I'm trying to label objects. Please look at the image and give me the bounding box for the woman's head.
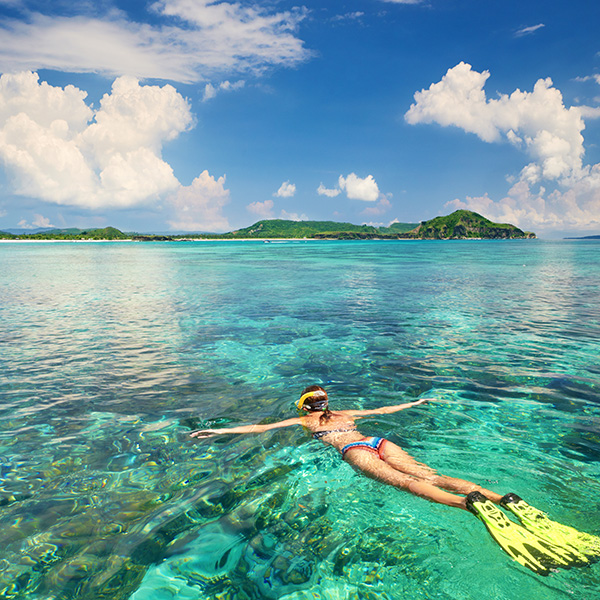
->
[297,385,328,412]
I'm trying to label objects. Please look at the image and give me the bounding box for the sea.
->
[1,239,599,600]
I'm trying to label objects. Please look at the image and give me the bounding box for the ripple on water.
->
[0,241,599,599]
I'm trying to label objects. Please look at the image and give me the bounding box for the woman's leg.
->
[380,440,503,503]
[343,448,468,509]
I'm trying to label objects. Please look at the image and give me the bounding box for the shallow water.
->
[0,239,599,599]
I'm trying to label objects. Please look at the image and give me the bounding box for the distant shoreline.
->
[0,237,539,244]
[0,238,336,243]
[0,211,537,241]
[0,238,136,243]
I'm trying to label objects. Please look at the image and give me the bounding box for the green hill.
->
[410,210,535,239]
[0,211,536,241]
[1,226,130,240]
[76,227,129,240]
[379,222,420,234]
[219,220,383,239]
[174,219,421,240]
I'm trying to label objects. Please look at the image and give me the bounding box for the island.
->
[0,210,536,241]
[404,210,536,240]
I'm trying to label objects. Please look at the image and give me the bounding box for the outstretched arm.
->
[190,417,302,438]
[345,397,432,418]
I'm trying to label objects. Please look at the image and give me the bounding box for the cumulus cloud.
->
[280,209,308,221]
[362,196,392,216]
[405,62,588,183]
[317,174,382,201]
[317,183,341,197]
[514,24,545,37]
[247,199,274,218]
[32,214,54,228]
[0,71,193,209]
[407,62,600,231]
[16,214,55,229]
[446,171,600,232]
[338,173,380,202]
[17,214,54,229]
[274,181,296,198]
[202,80,245,102]
[0,1,309,83]
[167,171,230,232]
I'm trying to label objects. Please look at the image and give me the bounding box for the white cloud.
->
[247,199,274,218]
[332,12,365,22]
[202,80,245,102]
[361,196,392,216]
[317,183,341,197]
[574,75,600,84]
[380,0,424,4]
[0,2,309,83]
[274,181,296,198]
[32,214,54,228]
[0,71,192,209]
[408,62,600,231]
[203,83,218,102]
[167,170,230,232]
[338,173,380,202]
[405,62,590,183]
[16,214,54,228]
[446,170,600,232]
[514,24,545,37]
[280,210,308,221]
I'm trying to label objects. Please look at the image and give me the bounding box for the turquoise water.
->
[1,239,599,600]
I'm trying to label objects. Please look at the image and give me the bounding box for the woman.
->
[190,385,600,575]
[191,385,499,509]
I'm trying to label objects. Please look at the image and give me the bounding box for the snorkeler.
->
[190,385,600,575]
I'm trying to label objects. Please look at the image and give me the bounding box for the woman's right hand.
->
[411,398,431,406]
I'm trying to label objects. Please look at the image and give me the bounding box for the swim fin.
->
[501,493,600,561]
[466,491,586,575]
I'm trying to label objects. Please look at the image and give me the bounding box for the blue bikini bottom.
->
[341,436,387,459]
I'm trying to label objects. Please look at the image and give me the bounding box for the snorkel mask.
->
[296,389,328,411]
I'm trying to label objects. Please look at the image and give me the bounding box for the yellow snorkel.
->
[296,389,327,411]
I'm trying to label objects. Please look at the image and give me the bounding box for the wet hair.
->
[300,385,333,424]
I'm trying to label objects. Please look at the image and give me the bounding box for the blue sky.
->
[0,0,599,237]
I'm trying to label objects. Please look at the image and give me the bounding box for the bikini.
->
[312,428,356,440]
[340,437,387,459]
[312,428,388,460]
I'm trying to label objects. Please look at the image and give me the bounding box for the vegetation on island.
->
[408,210,536,240]
[183,219,418,239]
[0,226,129,240]
[0,210,536,241]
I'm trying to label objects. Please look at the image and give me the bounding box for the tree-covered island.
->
[0,210,536,241]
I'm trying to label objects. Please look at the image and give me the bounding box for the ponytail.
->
[319,407,333,424]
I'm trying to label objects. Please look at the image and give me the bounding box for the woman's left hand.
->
[190,429,218,438]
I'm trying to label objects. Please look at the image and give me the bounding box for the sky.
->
[0,0,599,237]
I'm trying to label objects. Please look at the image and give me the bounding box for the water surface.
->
[1,240,599,599]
